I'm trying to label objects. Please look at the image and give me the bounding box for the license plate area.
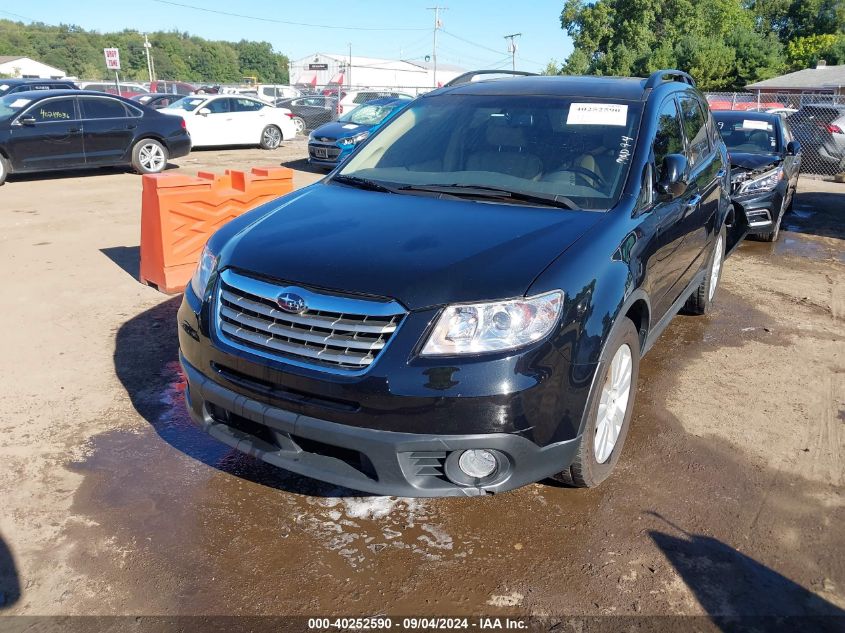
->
[314,147,328,158]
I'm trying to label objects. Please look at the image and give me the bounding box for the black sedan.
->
[131,93,184,109]
[0,89,191,185]
[714,111,801,242]
[274,95,337,134]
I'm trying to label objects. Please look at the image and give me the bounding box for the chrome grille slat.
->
[219,306,386,351]
[221,321,375,366]
[215,270,406,371]
[221,289,399,334]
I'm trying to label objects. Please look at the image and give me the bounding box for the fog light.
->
[458,449,497,479]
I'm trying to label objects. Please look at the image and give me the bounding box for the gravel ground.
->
[0,141,842,622]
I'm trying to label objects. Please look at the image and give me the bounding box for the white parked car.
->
[256,84,301,104]
[160,95,296,149]
[336,89,413,116]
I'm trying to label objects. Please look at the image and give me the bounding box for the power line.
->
[440,29,504,56]
[0,9,37,21]
[151,0,428,31]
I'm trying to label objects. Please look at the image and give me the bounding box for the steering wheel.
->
[550,166,607,188]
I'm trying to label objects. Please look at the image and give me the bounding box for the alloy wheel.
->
[263,126,282,148]
[139,143,165,173]
[594,344,633,464]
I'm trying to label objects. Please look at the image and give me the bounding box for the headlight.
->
[737,166,783,194]
[190,244,218,297]
[339,131,369,147]
[421,291,563,356]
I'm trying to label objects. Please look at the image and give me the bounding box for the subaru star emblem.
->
[277,292,307,314]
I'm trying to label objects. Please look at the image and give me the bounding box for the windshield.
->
[336,95,642,210]
[0,94,34,120]
[339,103,397,125]
[165,97,206,112]
[715,117,780,153]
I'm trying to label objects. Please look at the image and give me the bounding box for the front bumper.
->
[730,187,784,236]
[180,353,581,496]
[177,281,593,496]
[307,141,351,167]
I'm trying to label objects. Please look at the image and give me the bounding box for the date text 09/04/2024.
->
[307,617,527,630]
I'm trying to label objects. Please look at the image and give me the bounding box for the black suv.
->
[0,78,78,96]
[178,70,741,497]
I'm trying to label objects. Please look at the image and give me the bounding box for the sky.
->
[0,1,573,73]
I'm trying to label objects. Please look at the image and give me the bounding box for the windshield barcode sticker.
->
[567,103,628,126]
[742,119,771,131]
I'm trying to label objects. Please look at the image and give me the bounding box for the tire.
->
[0,154,8,186]
[292,117,306,135]
[131,139,168,174]
[260,125,282,149]
[755,195,787,243]
[684,223,726,315]
[553,317,640,488]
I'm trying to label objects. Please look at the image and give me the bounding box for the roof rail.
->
[644,69,696,89]
[443,69,538,88]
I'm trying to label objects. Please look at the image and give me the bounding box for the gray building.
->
[746,62,845,95]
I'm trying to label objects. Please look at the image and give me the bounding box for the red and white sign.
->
[103,48,121,71]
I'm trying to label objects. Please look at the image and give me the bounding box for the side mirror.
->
[657,154,689,198]
[786,140,800,156]
[197,107,211,116]
[18,115,37,126]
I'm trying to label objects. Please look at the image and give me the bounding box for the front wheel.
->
[292,117,306,135]
[554,317,640,488]
[756,194,787,243]
[260,125,282,149]
[684,224,726,315]
[131,139,168,174]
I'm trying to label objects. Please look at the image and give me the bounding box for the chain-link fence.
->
[705,91,845,177]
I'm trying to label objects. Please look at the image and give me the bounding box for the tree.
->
[559,0,786,89]
[542,59,562,75]
[0,18,290,83]
[786,33,845,68]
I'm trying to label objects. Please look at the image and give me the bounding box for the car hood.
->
[729,151,781,173]
[311,121,374,141]
[219,183,604,310]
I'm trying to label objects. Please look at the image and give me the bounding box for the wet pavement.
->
[63,284,843,617]
[1,163,842,622]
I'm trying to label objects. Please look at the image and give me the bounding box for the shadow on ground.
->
[649,512,845,632]
[280,157,328,174]
[785,189,845,241]
[0,534,20,609]
[112,296,364,498]
[100,246,140,280]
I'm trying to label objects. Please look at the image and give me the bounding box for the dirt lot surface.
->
[0,141,842,623]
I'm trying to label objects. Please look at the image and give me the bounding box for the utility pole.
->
[348,42,352,90]
[504,33,521,71]
[427,6,446,87]
[143,33,154,83]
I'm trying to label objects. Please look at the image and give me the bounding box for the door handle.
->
[68,127,80,134]
[126,123,137,130]
[684,194,702,216]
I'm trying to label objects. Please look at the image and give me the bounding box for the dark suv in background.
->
[0,78,78,95]
[179,70,740,497]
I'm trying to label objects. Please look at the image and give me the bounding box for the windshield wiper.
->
[332,174,397,194]
[398,183,576,210]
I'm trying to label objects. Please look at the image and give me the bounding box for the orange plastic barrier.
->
[140,166,294,294]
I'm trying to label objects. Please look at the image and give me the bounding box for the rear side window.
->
[30,98,77,122]
[206,99,231,114]
[81,98,127,119]
[680,97,711,167]
[653,98,685,168]
[233,98,263,112]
